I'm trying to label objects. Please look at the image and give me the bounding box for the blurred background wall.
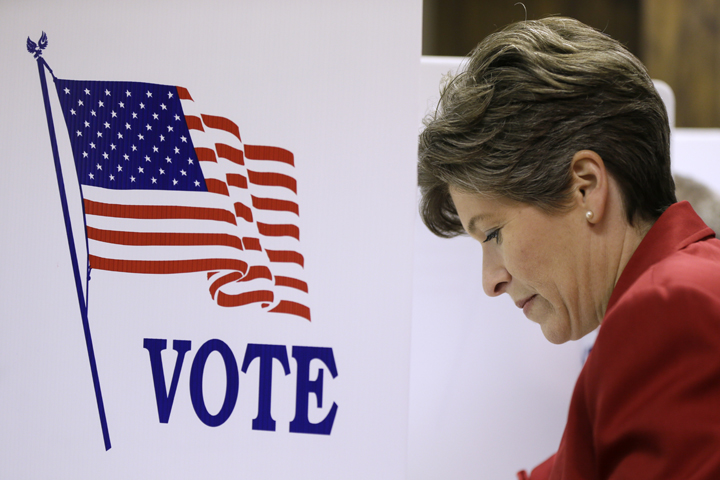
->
[423,0,720,128]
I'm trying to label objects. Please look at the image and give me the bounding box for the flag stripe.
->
[87,227,244,250]
[89,255,248,274]
[186,115,205,132]
[84,199,238,225]
[227,173,248,189]
[251,196,299,215]
[234,202,253,222]
[245,145,295,166]
[275,276,308,292]
[202,114,241,142]
[205,179,229,196]
[209,271,243,299]
[217,290,274,307]
[176,86,193,100]
[257,222,300,240]
[266,249,304,266]
[216,143,244,165]
[248,170,297,193]
[195,147,217,162]
[269,300,311,321]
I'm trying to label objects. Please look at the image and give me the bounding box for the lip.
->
[516,294,537,315]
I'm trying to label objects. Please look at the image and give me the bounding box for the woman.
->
[418,17,720,480]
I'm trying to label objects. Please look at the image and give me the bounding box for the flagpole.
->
[32,42,112,451]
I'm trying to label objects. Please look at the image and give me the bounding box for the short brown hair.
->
[418,17,676,237]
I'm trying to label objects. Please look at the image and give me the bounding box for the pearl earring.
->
[586,211,594,221]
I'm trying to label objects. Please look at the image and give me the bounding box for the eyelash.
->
[483,229,500,244]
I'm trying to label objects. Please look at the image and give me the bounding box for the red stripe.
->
[216,143,244,165]
[257,222,299,240]
[269,300,311,321]
[87,227,244,250]
[239,265,273,282]
[195,147,217,162]
[84,199,237,225]
[209,271,243,299]
[243,237,262,251]
[234,202,253,223]
[186,115,204,132]
[265,250,304,266]
[217,290,274,308]
[89,255,248,275]
[251,196,299,215]
[227,174,248,189]
[244,145,294,166]
[206,179,229,196]
[274,276,308,292]
[201,114,241,142]
[176,86,193,101]
[248,170,297,193]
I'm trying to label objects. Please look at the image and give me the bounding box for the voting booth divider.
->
[1,4,719,478]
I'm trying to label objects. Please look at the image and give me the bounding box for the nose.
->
[482,247,511,297]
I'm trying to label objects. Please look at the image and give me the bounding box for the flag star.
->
[168,91,173,98]
[187,158,193,164]
[118,132,124,139]
[159,135,165,142]
[147,91,152,98]
[174,114,180,121]
[84,88,91,95]
[78,99,84,106]
[130,176,136,182]
[96,163,102,170]
[98,100,104,108]
[97,131,103,138]
[110,143,116,150]
[152,113,159,120]
[167,125,173,132]
[104,122,110,129]
[111,110,117,118]
[119,101,125,108]
[173,178,178,185]
[109,174,115,181]
[76,130,82,137]
[117,165,123,172]
[105,89,111,96]
[165,156,171,163]
[84,121,90,128]
[194,180,200,187]
[64,88,70,94]
[132,112,138,119]
[90,142,96,149]
[160,103,167,110]
[159,168,165,174]
[146,124,152,131]
[138,134,144,140]
[102,152,109,159]
[70,109,76,115]
[89,173,94,179]
[180,135,187,142]
[180,169,187,176]
[144,155,151,162]
[125,123,131,130]
[173,147,179,154]
[82,151,88,158]
[126,90,131,97]
[152,146,159,153]
[123,154,129,161]
[151,177,157,184]
[138,167,144,173]
[91,110,96,116]
[140,102,145,109]
[131,145,137,151]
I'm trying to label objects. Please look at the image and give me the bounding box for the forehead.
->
[448,186,513,233]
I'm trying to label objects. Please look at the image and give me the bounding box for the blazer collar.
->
[606,201,715,314]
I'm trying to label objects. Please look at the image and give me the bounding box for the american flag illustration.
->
[54,79,310,321]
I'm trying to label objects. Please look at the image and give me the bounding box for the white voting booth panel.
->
[0,1,421,478]
[409,56,720,479]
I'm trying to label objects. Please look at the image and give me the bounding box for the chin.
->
[540,322,572,345]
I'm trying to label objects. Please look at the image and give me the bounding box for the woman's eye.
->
[483,229,500,244]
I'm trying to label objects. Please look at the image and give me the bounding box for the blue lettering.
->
[189,339,239,427]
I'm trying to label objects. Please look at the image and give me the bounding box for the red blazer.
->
[520,201,720,480]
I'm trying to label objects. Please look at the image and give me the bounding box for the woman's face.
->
[449,187,600,344]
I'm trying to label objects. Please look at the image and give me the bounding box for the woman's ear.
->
[570,150,608,224]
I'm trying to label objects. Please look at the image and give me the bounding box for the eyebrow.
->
[467,214,491,235]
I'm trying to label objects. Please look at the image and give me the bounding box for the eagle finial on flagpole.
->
[27,31,48,59]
